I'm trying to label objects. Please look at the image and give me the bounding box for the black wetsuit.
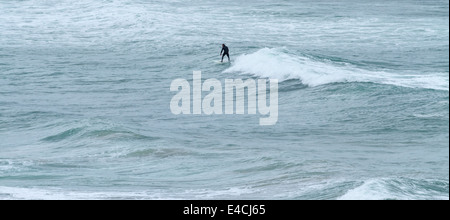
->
[221,46,230,62]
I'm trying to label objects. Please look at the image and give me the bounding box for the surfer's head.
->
[222,44,225,47]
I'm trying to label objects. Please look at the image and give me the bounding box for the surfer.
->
[220,44,230,63]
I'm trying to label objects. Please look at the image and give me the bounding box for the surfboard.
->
[214,61,231,64]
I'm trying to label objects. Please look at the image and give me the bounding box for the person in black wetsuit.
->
[220,44,230,63]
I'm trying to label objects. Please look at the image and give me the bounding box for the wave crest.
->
[224,48,449,91]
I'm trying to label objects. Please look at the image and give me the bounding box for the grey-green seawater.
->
[0,0,448,199]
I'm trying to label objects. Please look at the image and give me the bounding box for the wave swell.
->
[224,48,449,91]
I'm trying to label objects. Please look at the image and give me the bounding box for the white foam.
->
[0,186,257,200]
[413,113,447,118]
[224,48,449,91]
[338,178,449,200]
[0,186,183,200]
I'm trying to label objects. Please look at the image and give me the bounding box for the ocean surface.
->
[0,0,448,200]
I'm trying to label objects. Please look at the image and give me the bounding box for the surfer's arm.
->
[220,48,224,55]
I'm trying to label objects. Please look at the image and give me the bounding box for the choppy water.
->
[0,0,448,200]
